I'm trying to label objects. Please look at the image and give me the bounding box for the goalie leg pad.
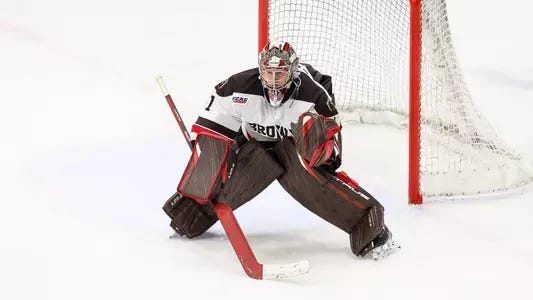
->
[217,140,284,209]
[273,139,383,233]
[162,192,218,238]
[165,140,283,238]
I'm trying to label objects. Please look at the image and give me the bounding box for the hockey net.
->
[260,0,533,203]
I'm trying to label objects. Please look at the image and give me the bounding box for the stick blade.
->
[262,260,310,279]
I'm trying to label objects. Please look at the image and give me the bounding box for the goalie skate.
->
[367,238,401,260]
[361,227,401,260]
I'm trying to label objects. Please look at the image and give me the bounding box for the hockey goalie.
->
[163,41,400,260]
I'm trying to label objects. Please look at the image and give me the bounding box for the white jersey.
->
[192,64,338,142]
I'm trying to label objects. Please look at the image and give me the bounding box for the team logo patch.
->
[232,96,248,104]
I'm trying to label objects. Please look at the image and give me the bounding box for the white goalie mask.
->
[258,41,300,107]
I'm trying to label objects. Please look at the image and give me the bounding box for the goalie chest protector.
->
[194,64,338,142]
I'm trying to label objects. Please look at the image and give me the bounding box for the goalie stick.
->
[156,75,310,280]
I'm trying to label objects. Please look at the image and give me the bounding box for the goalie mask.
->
[258,41,300,107]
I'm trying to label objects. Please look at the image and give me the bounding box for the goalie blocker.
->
[164,114,393,257]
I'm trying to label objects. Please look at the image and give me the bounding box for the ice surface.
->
[1,1,532,299]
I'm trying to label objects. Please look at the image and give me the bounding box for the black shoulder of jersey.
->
[214,68,263,97]
[296,64,338,117]
[301,64,332,94]
[301,63,321,80]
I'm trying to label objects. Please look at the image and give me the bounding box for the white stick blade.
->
[262,260,310,279]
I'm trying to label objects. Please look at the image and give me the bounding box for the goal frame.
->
[258,0,424,204]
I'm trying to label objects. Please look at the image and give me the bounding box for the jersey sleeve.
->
[192,78,242,140]
[300,64,339,117]
[313,78,338,118]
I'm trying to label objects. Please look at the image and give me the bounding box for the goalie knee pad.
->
[162,192,218,238]
[178,132,235,204]
[180,137,283,209]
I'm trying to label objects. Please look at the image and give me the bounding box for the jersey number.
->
[205,95,215,111]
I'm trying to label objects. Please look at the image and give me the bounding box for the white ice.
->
[1,1,533,299]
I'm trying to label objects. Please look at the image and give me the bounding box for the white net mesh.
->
[267,0,533,198]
